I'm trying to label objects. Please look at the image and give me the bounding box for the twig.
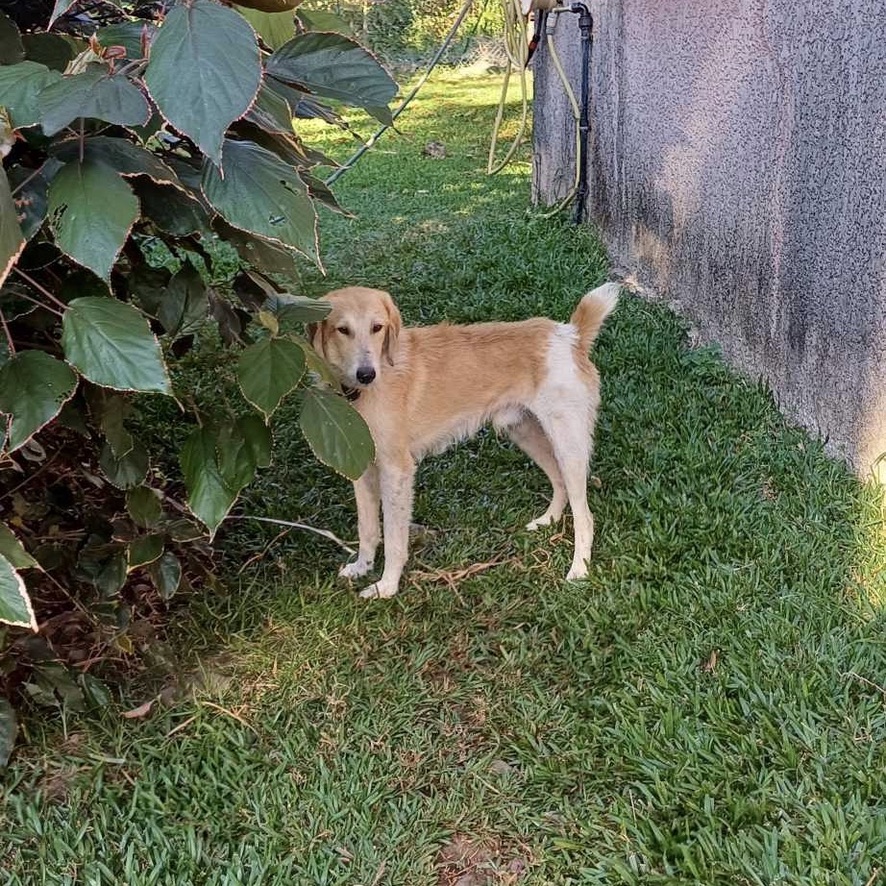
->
[228,515,355,555]
[11,268,68,315]
[165,715,197,738]
[842,671,886,698]
[237,527,290,575]
[0,308,14,355]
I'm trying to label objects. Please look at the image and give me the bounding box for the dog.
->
[308,283,619,599]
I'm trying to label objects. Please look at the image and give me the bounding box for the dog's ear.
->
[381,292,401,366]
[307,320,328,358]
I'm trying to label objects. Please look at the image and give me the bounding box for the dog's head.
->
[308,287,401,389]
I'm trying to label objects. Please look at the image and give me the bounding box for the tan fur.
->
[310,283,619,599]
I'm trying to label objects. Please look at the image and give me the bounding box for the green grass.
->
[3,72,886,885]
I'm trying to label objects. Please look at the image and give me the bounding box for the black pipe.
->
[570,3,593,225]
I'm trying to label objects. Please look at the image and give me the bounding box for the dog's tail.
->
[570,282,620,352]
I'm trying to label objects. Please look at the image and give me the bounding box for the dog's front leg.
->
[359,459,415,600]
[340,466,380,580]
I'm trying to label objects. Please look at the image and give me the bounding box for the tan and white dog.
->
[309,283,619,599]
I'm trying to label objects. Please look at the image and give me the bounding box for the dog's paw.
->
[358,582,398,600]
[526,512,559,531]
[565,564,590,582]
[339,559,373,580]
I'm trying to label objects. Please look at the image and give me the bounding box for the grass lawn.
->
[3,72,886,885]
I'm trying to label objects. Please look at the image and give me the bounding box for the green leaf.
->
[181,426,240,536]
[216,422,258,490]
[299,387,374,481]
[48,158,139,282]
[90,389,134,459]
[296,8,354,35]
[148,551,181,600]
[62,297,171,394]
[49,0,78,28]
[202,139,318,262]
[8,162,56,242]
[0,167,25,290]
[0,12,24,65]
[0,524,38,570]
[132,178,207,237]
[265,292,330,325]
[95,550,127,597]
[126,486,163,528]
[21,33,80,72]
[38,65,151,135]
[266,32,396,119]
[144,0,262,165]
[234,5,296,49]
[53,137,183,187]
[127,534,164,570]
[0,61,61,128]
[0,351,77,452]
[157,263,207,336]
[99,440,148,489]
[238,413,272,469]
[95,21,157,60]
[0,554,36,630]
[213,218,302,283]
[0,697,16,767]
[237,337,305,419]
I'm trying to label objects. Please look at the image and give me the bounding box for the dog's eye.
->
[336,325,351,336]
[371,322,383,334]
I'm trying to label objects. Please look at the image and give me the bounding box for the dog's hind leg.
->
[505,414,567,530]
[533,405,595,581]
[340,466,380,580]
[359,459,415,599]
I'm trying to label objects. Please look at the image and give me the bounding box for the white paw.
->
[358,582,398,600]
[566,564,589,582]
[526,513,559,531]
[339,559,373,580]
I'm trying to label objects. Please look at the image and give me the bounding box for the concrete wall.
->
[532,0,886,477]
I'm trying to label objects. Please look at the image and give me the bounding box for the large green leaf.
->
[53,137,182,187]
[95,21,157,60]
[202,139,318,261]
[264,292,330,325]
[237,413,272,469]
[0,554,36,630]
[299,387,374,481]
[0,12,24,65]
[48,158,139,282]
[148,551,181,600]
[127,533,164,570]
[0,61,61,128]
[0,351,77,452]
[7,163,56,242]
[61,297,171,394]
[266,32,396,121]
[0,696,16,767]
[126,486,163,528]
[157,263,207,336]
[0,168,24,289]
[38,65,151,135]
[237,337,305,419]
[99,439,148,489]
[0,524,38,570]
[48,0,78,28]
[181,426,239,536]
[144,0,262,165]
[132,178,207,237]
[234,6,296,49]
[21,33,79,72]
[215,219,302,283]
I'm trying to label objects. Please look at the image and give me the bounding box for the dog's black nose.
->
[356,366,376,385]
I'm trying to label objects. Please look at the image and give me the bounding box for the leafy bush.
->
[0,0,392,758]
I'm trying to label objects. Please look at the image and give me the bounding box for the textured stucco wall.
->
[532,0,886,477]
